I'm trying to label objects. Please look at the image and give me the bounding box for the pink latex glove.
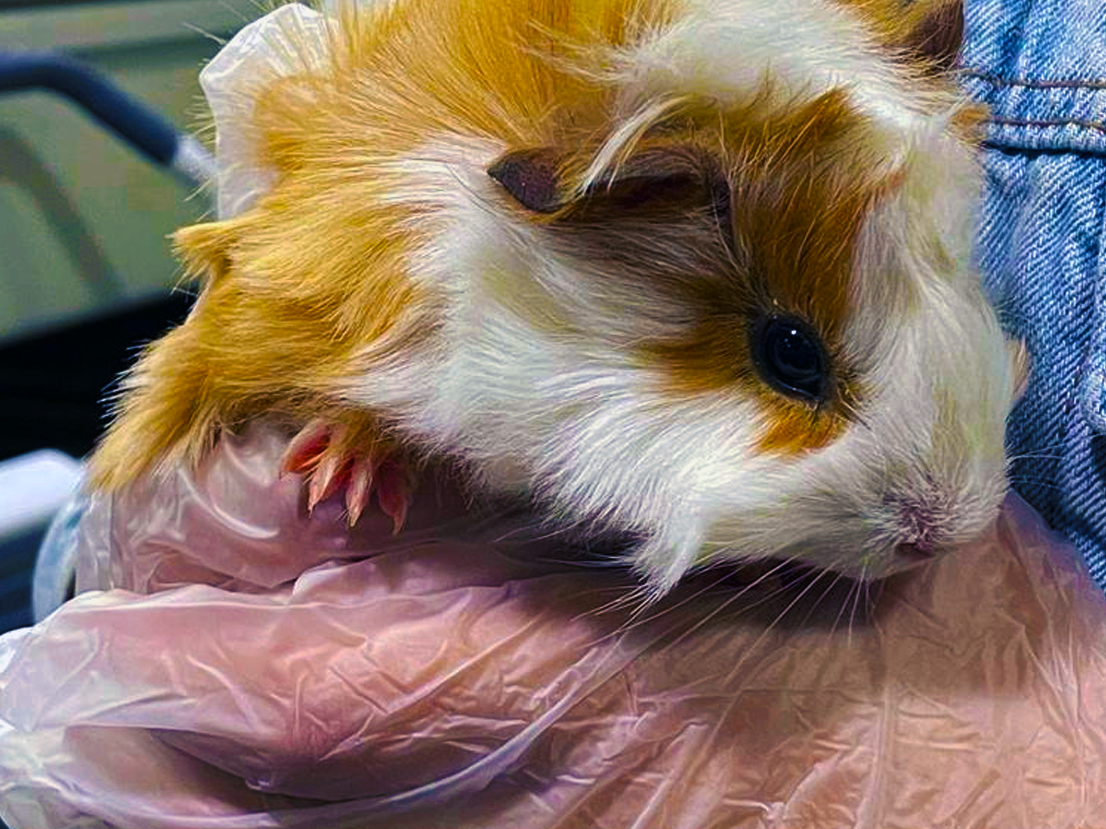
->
[2,423,1105,829]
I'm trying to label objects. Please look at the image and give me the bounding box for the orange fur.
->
[89,0,676,489]
[89,0,970,489]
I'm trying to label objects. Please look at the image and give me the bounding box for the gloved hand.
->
[2,424,1105,829]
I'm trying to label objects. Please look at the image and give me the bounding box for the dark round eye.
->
[751,316,829,401]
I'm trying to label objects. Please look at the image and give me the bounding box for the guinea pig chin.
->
[685,473,1009,586]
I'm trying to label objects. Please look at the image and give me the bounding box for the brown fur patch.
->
[950,101,989,144]
[513,92,883,457]
[832,0,966,77]
[899,0,965,72]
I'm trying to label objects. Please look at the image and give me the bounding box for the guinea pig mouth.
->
[858,488,1007,579]
[892,540,943,561]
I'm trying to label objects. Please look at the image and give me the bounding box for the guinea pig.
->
[88,0,1028,595]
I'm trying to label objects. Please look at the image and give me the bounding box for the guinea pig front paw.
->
[280,417,414,532]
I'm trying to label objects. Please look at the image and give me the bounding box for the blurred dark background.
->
[0,292,191,463]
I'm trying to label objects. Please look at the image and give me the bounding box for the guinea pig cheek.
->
[857,361,1012,576]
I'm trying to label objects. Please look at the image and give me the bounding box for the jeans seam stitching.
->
[988,116,1106,135]
[1065,175,1106,446]
[962,70,1106,91]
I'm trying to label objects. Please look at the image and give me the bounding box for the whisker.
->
[1005,477,1065,493]
[827,571,860,639]
[846,565,868,647]
[1005,451,1068,463]
[576,560,789,647]
[588,556,816,662]
[719,565,836,686]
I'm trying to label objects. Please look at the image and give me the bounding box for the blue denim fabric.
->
[962,0,1106,590]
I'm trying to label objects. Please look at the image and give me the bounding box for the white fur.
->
[221,0,1016,594]
[614,0,935,138]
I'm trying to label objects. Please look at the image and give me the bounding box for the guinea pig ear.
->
[900,0,965,72]
[489,142,728,219]
[487,148,567,214]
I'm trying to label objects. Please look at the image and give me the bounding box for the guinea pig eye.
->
[751,316,829,401]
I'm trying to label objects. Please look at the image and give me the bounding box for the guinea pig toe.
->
[280,418,335,477]
[373,457,415,535]
[280,419,353,512]
[344,456,374,527]
[338,451,415,531]
[308,447,351,513]
[281,417,413,530]
[340,451,415,531]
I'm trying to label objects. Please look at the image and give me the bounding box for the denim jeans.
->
[963,0,1106,590]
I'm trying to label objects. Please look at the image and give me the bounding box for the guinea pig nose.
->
[885,492,945,558]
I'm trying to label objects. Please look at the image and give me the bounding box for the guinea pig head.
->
[447,4,1026,593]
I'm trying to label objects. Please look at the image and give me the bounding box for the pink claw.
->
[281,418,413,531]
[307,450,349,512]
[344,457,374,527]
[280,419,333,477]
[375,459,411,535]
